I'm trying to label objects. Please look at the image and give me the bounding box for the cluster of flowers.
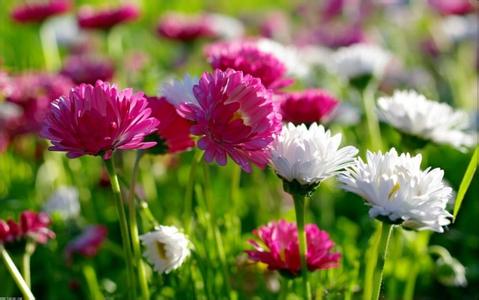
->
[0,211,55,245]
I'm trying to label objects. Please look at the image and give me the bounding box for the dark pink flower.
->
[156,13,215,42]
[65,225,107,261]
[428,0,475,15]
[77,4,139,30]
[40,80,159,159]
[205,40,292,89]
[0,211,55,244]
[146,96,194,154]
[163,69,282,172]
[320,0,345,21]
[10,0,71,23]
[246,220,340,276]
[61,55,115,85]
[308,25,365,48]
[280,89,339,125]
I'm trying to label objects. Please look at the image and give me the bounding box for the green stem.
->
[184,150,203,234]
[230,164,241,207]
[292,193,312,300]
[1,245,35,300]
[362,83,383,151]
[39,22,60,71]
[371,223,393,300]
[104,158,136,300]
[127,151,149,300]
[403,263,419,300]
[363,222,381,300]
[22,241,35,287]
[82,263,104,300]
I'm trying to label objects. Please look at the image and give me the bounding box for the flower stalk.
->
[371,223,394,300]
[22,240,36,287]
[82,263,104,300]
[1,245,35,300]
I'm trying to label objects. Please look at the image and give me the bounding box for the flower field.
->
[0,0,477,299]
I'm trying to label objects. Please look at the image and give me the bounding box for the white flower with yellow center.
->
[338,148,452,232]
[140,225,191,274]
[377,90,476,150]
[270,123,358,186]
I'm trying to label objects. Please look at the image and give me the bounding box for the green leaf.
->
[453,146,478,222]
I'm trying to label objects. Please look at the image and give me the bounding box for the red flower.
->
[77,4,139,30]
[11,0,71,23]
[246,220,340,276]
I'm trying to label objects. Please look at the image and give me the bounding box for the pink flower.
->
[163,69,282,172]
[10,0,71,23]
[0,70,13,98]
[77,4,139,30]
[307,25,365,49]
[156,13,215,42]
[279,89,339,125]
[61,55,115,85]
[246,220,340,276]
[41,80,159,159]
[65,225,107,261]
[0,211,55,244]
[147,96,194,154]
[205,40,293,90]
[428,0,475,15]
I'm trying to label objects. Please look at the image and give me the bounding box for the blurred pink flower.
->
[279,89,339,125]
[307,25,365,48]
[246,220,340,276]
[205,40,292,89]
[147,96,194,154]
[0,70,13,98]
[428,0,475,15]
[41,80,159,159]
[10,0,71,23]
[0,211,55,244]
[61,55,115,85]
[156,13,215,42]
[77,4,139,30]
[66,225,107,261]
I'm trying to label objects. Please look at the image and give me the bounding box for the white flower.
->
[255,38,311,78]
[338,148,453,232]
[329,43,391,80]
[0,102,22,121]
[140,225,191,274]
[206,13,244,40]
[44,15,85,47]
[270,123,358,185]
[160,75,199,107]
[441,15,477,43]
[43,186,80,219]
[377,90,476,150]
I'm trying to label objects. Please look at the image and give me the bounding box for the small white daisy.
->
[270,123,358,186]
[140,225,191,274]
[160,75,199,107]
[338,148,453,232]
[329,43,391,80]
[377,90,476,150]
[43,186,80,220]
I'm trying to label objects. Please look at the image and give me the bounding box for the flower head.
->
[270,123,358,186]
[246,220,340,276]
[279,89,339,125]
[140,225,191,274]
[0,211,55,244]
[41,80,159,159]
[146,96,194,154]
[11,0,71,23]
[43,186,80,220]
[65,225,107,261]
[339,148,453,232]
[162,69,282,172]
[428,0,474,16]
[77,4,139,30]
[156,13,215,41]
[377,90,476,150]
[61,55,115,85]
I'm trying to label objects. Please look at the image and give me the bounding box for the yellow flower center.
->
[155,241,168,259]
[388,183,401,200]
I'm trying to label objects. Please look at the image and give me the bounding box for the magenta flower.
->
[156,13,215,42]
[147,96,194,154]
[65,225,107,261]
[10,0,71,23]
[162,69,282,172]
[308,25,365,49]
[280,89,339,125]
[77,4,139,30]
[205,40,293,90]
[61,55,115,85]
[0,211,55,245]
[428,0,474,15]
[41,80,159,159]
[246,220,340,276]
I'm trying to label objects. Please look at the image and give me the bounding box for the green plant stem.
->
[22,241,35,287]
[292,193,312,300]
[184,150,203,234]
[362,83,383,151]
[363,222,381,300]
[230,164,241,207]
[39,22,60,71]
[403,263,419,300]
[1,245,35,300]
[127,151,149,300]
[104,158,136,300]
[82,263,104,300]
[371,223,393,300]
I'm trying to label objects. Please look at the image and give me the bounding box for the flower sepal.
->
[282,178,318,198]
[374,215,403,226]
[349,74,372,92]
